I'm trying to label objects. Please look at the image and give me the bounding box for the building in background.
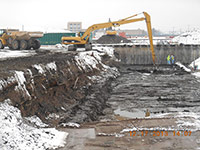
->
[118,29,147,38]
[67,22,82,33]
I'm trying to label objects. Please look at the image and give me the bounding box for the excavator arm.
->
[62,12,156,64]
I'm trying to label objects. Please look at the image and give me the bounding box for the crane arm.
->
[81,18,145,41]
[81,12,155,64]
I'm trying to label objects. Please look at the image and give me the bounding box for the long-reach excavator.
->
[62,12,156,64]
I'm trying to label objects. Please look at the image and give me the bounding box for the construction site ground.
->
[59,65,200,150]
[1,47,200,150]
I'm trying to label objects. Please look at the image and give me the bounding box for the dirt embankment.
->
[0,50,119,126]
[96,35,132,44]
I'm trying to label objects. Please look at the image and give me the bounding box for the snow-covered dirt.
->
[0,46,120,149]
[0,49,36,60]
[171,30,200,45]
[0,99,68,150]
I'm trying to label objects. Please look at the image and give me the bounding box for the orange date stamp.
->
[129,130,192,137]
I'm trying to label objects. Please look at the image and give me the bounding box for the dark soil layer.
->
[0,51,117,126]
[96,35,132,44]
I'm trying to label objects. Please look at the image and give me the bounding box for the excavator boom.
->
[62,12,156,64]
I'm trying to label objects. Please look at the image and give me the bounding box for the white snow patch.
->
[55,44,70,49]
[121,127,178,133]
[97,132,124,137]
[14,71,31,98]
[33,62,57,75]
[33,64,45,74]
[60,122,80,128]
[46,113,60,120]
[46,62,57,71]
[176,112,200,131]
[74,47,119,83]
[93,46,115,58]
[75,51,101,70]
[175,62,191,72]
[0,50,36,60]
[25,115,49,128]
[190,56,200,70]
[0,76,16,91]
[171,30,200,45]
[0,99,68,150]
[192,72,200,78]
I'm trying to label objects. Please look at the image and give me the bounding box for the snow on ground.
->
[24,115,49,128]
[189,57,200,71]
[192,72,200,78]
[74,47,120,83]
[60,122,80,128]
[14,71,31,98]
[97,132,124,138]
[93,45,115,58]
[33,61,57,75]
[121,112,200,133]
[0,62,57,99]
[0,47,119,149]
[171,30,200,45]
[175,62,191,72]
[0,99,68,150]
[176,112,200,131]
[175,54,200,78]
[0,50,36,60]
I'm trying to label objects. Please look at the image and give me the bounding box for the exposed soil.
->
[1,48,200,150]
[0,49,118,126]
[58,64,200,150]
[96,35,132,44]
[108,65,200,117]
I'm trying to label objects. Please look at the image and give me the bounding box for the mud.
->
[108,64,200,118]
[58,64,200,150]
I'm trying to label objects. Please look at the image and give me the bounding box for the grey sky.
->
[1,0,200,32]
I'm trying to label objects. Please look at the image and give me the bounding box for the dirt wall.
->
[0,51,119,126]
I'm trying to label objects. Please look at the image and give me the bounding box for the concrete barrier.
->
[115,45,200,65]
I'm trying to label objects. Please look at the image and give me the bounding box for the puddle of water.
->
[114,108,174,119]
[114,108,145,118]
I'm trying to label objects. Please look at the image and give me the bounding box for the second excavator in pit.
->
[61,12,156,64]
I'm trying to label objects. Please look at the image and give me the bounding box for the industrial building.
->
[67,22,82,32]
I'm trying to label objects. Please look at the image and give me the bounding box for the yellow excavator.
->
[62,12,155,64]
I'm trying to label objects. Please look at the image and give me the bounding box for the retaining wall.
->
[115,45,200,65]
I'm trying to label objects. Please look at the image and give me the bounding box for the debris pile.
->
[96,35,132,44]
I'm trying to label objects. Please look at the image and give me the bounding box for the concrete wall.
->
[115,45,200,65]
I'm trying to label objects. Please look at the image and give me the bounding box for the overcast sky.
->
[1,0,199,33]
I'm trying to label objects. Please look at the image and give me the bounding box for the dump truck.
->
[0,29,43,50]
[61,12,155,64]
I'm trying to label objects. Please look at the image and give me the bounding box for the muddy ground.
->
[1,48,200,149]
[108,64,200,117]
[59,64,200,150]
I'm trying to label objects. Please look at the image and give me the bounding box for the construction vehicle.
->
[106,18,117,36]
[106,30,117,36]
[0,29,43,50]
[62,12,155,64]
